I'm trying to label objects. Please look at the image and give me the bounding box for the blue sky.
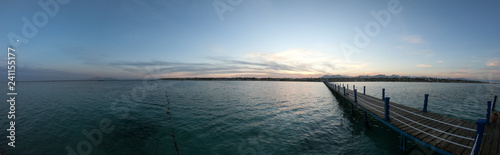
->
[1,0,499,81]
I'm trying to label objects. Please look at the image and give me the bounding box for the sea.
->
[0,80,498,154]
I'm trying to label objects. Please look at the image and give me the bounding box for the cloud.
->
[486,58,500,67]
[244,49,337,73]
[437,60,444,63]
[436,69,471,78]
[400,35,426,44]
[109,49,366,78]
[416,64,432,68]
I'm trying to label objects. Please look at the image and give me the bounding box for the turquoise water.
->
[0,81,497,154]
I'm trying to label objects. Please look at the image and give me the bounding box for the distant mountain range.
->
[320,74,484,83]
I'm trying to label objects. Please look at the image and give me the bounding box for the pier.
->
[323,81,499,155]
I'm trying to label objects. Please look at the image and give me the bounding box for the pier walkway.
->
[323,81,498,155]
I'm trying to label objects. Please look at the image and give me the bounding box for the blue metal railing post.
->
[487,101,491,125]
[363,86,366,95]
[423,94,429,112]
[343,87,346,96]
[473,119,487,155]
[354,89,357,103]
[384,97,390,122]
[382,88,385,100]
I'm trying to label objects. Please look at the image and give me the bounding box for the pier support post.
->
[363,86,366,95]
[423,94,429,112]
[382,88,385,100]
[347,84,349,90]
[343,87,346,96]
[351,102,354,113]
[493,95,497,111]
[353,85,355,90]
[384,97,390,122]
[354,89,357,103]
[487,101,491,125]
[364,110,368,126]
[473,119,487,155]
[400,133,406,153]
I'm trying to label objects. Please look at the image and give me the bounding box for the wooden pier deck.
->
[323,81,499,155]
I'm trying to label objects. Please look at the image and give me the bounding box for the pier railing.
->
[322,81,497,155]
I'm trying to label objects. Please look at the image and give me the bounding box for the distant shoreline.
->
[11,77,491,84]
[158,77,487,83]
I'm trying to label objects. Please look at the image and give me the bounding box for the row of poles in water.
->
[165,91,180,155]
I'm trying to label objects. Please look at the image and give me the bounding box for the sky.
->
[1,0,499,81]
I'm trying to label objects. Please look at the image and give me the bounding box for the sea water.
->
[0,81,497,154]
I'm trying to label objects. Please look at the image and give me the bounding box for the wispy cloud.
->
[109,49,367,78]
[486,58,500,67]
[437,60,444,63]
[416,64,432,68]
[436,69,471,78]
[400,35,426,44]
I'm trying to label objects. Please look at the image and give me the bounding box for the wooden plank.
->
[436,119,474,150]
[492,125,500,155]
[415,116,454,143]
[401,114,440,137]
[479,126,492,155]
[455,121,476,155]
[435,120,467,154]
[443,119,475,154]
[461,122,477,155]
[491,125,500,155]
[427,119,465,152]
[413,116,454,148]
[436,119,468,149]
[480,125,499,155]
